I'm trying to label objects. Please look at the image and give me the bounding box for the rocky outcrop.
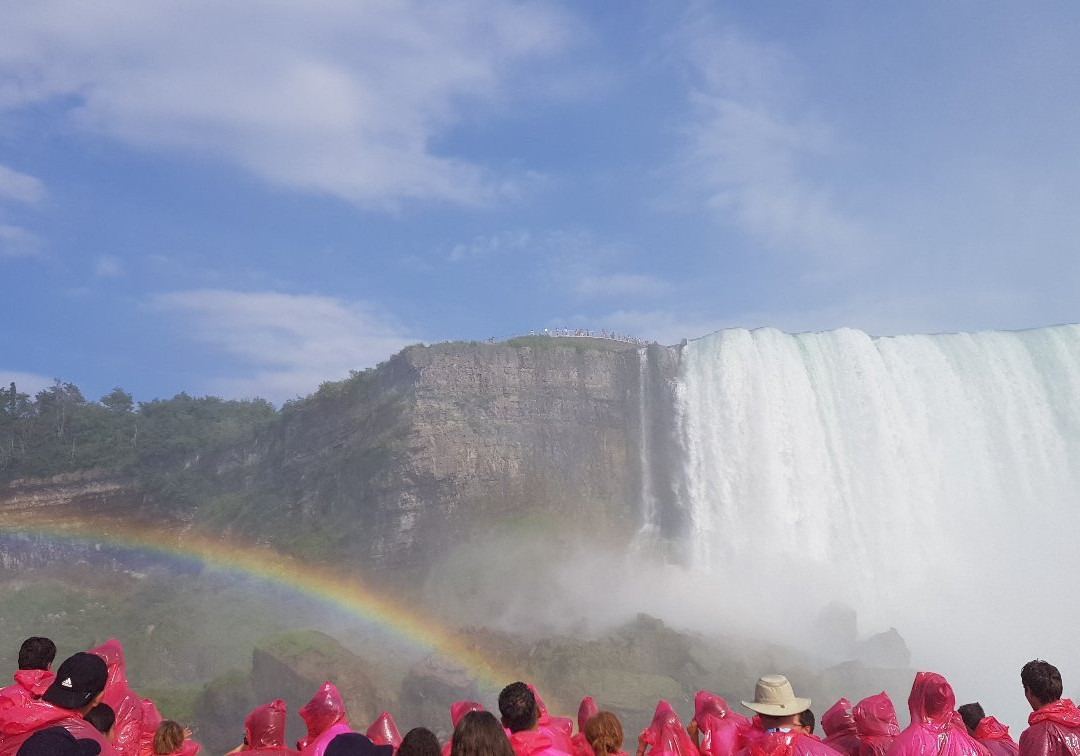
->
[206,339,682,584]
[251,630,383,725]
[0,339,683,589]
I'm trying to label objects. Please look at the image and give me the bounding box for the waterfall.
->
[672,324,1080,647]
[638,347,659,535]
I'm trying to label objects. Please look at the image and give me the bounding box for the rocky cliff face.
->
[1,339,683,586]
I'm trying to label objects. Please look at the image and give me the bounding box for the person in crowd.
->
[852,693,899,756]
[86,640,145,756]
[498,682,570,756]
[365,713,402,750]
[16,725,100,756]
[887,672,987,756]
[583,712,624,756]
[324,734,392,756]
[1019,660,1080,756]
[227,699,298,756]
[572,698,598,756]
[0,652,117,756]
[442,703,484,756]
[84,705,115,742]
[528,686,573,752]
[960,705,988,737]
[737,674,840,756]
[451,711,514,756]
[636,700,698,756]
[959,703,1018,756]
[821,700,858,753]
[397,728,441,756]
[298,682,353,756]
[0,638,57,709]
[686,691,749,756]
[801,711,817,737]
[151,720,198,756]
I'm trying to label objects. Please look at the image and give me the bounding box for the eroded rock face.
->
[0,340,684,589]
[246,340,682,581]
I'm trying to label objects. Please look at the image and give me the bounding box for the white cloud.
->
[0,0,575,208]
[673,15,882,268]
[0,370,55,396]
[94,255,124,278]
[151,289,416,401]
[0,164,46,204]
[0,224,42,258]
[449,228,532,262]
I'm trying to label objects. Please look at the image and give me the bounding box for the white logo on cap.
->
[61,678,73,688]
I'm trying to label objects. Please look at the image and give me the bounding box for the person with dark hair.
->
[583,712,625,756]
[324,733,392,756]
[1019,660,1080,756]
[498,682,570,756]
[397,728,441,756]
[801,711,817,737]
[0,638,57,711]
[17,639,56,674]
[958,703,1018,756]
[737,675,840,756]
[887,672,987,756]
[83,704,116,742]
[0,652,117,756]
[960,705,988,737]
[451,711,514,756]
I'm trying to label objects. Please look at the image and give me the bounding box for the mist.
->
[427,324,1080,732]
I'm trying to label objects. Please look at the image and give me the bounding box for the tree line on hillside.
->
[0,380,277,482]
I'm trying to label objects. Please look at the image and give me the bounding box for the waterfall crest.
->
[672,324,1080,634]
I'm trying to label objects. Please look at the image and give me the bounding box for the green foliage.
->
[0,380,277,482]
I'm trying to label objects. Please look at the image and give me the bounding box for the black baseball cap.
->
[17,726,101,756]
[42,653,108,710]
[325,733,394,756]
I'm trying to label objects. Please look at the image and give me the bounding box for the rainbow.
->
[0,509,520,695]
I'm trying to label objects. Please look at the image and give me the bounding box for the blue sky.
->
[2,1,1079,404]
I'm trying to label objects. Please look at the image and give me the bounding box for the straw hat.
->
[742,674,812,716]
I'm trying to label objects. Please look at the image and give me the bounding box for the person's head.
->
[18,637,56,671]
[799,709,815,735]
[16,726,100,756]
[957,703,985,735]
[84,703,116,741]
[584,711,624,756]
[42,652,108,713]
[499,682,538,734]
[397,728,441,756]
[743,675,811,730]
[154,721,185,755]
[324,733,394,756]
[451,711,514,756]
[1022,660,1063,709]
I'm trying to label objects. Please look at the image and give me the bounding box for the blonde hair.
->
[584,711,624,756]
[154,720,185,755]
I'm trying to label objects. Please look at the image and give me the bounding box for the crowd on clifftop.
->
[2,636,1079,756]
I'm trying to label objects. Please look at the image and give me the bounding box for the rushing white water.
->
[673,324,1080,722]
